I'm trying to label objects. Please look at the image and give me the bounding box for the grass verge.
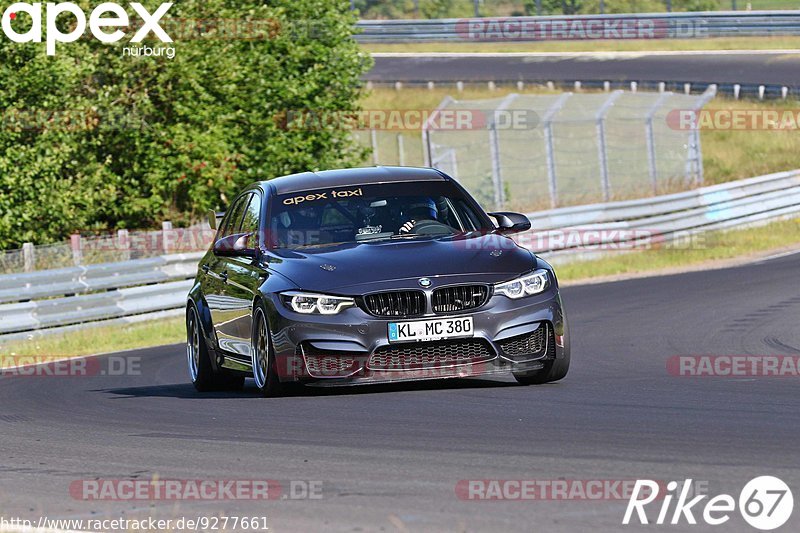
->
[555,217,800,283]
[0,316,185,360]
[363,37,800,54]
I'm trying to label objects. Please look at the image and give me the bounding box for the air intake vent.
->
[363,290,426,317]
[432,285,490,313]
[368,339,495,371]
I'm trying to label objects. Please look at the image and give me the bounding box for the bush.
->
[0,0,371,248]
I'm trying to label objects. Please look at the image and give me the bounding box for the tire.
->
[187,305,245,392]
[251,307,283,397]
[513,353,570,385]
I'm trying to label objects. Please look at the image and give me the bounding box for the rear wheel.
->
[251,307,283,397]
[187,306,244,391]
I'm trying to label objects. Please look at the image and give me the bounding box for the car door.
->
[206,193,250,356]
[212,191,265,362]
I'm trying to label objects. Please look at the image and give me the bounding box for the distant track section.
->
[367,51,800,97]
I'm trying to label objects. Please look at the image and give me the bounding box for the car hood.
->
[264,234,537,294]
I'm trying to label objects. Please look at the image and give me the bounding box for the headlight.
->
[495,269,550,299]
[282,291,355,315]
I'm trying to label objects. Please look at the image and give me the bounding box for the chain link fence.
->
[0,223,214,275]
[359,88,715,212]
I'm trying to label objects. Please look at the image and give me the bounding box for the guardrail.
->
[529,169,800,262]
[0,252,203,304]
[1,170,799,340]
[355,11,800,42]
[0,253,202,339]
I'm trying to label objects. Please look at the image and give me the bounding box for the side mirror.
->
[489,212,531,235]
[213,232,257,257]
[207,209,225,231]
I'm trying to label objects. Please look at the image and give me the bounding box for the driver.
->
[399,197,438,234]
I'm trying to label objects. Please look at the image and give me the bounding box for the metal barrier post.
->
[687,85,717,186]
[645,92,672,194]
[370,129,379,165]
[162,221,173,254]
[449,149,459,179]
[118,229,131,261]
[596,90,624,202]
[541,93,572,208]
[397,133,405,166]
[22,243,35,272]
[422,96,454,168]
[489,93,519,210]
[70,234,82,266]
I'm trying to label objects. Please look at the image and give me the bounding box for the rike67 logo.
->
[1,2,173,56]
[624,477,794,530]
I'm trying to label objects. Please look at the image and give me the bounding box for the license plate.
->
[388,317,474,343]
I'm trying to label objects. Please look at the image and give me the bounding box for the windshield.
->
[268,181,488,249]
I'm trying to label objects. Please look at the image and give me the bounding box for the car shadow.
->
[99,377,519,399]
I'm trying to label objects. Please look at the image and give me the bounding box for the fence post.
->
[370,129,380,165]
[397,133,405,166]
[449,149,459,179]
[422,96,454,168]
[645,92,672,195]
[22,242,35,272]
[541,92,572,208]
[686,85,717,186]
[70,234,82,266]
[162,221,173,254]
[118,229,131,262]
[595,90,623,202]
[431,148,458,179]
[488,93,519,210]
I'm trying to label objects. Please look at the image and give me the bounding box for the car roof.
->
[258,166,448,195]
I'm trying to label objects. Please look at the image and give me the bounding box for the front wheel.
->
[251,307,283,397]
[187,306,244,392]
[513,352,570,385]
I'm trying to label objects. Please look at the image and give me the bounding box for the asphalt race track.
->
[2,251,800,532]
[368,51,800,88]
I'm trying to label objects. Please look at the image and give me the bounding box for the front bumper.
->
[268,286,569,385]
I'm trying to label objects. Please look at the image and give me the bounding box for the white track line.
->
[754,247,800,263]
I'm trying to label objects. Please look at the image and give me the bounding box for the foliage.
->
[0,0,371,248]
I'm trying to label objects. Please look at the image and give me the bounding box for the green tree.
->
[0,0,371,248]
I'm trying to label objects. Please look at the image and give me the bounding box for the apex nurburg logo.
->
[1,2,173,56]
